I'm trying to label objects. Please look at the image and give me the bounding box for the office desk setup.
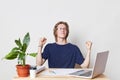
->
[13,68,109,80]
[13,51,109,80]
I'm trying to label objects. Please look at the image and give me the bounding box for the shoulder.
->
[68,43,78,47]
[67,43,79,49]
[45,43,56,47]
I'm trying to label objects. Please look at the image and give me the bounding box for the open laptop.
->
[69,50,109,79]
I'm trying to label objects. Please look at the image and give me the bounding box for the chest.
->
[48,46,75,59]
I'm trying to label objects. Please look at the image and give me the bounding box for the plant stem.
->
[23,58,25,66]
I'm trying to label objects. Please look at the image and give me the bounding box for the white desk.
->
[13,68,109,80]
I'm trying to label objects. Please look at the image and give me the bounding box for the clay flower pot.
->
[16,64,30,77]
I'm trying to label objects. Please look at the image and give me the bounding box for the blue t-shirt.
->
[42,43,84,68]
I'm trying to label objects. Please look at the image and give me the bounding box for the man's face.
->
[56,24,67,39]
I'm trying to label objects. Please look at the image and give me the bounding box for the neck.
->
[56,38,67,45]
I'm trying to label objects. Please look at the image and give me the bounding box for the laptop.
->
[69,50,109,79]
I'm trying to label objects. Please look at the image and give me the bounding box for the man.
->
[36,21,92,68]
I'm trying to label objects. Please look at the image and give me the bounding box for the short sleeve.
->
[42,44,49,60]
[75,46,85,65]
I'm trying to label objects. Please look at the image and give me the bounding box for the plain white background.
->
[0,0,120,80]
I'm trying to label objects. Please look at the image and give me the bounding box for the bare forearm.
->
[36,47,44,66]
[81,50,91,68]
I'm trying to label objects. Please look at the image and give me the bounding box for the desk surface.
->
[13,68,109,80]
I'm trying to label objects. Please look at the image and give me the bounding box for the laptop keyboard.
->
[79,71,92,77]
[69,70,92,77]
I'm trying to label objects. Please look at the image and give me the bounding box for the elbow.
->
[81,63,89,68]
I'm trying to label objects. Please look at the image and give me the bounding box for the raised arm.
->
[36,37,47,66]
[81,41,92,68]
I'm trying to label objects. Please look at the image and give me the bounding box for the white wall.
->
[0,0,120,80]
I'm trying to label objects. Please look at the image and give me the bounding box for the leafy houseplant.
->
[3,32,37,77]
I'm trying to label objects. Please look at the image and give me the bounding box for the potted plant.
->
[3,32,37,77]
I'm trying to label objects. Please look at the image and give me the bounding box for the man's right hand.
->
[39,37,47,47]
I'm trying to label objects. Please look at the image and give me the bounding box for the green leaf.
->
[28,53,37,57]
[11,47,20,51]
[23,32,30,47]
[22,43,27,52]
[15,38,22,49]
[4,48,20,60]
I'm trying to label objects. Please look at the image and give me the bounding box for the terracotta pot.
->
[16,64,30,77]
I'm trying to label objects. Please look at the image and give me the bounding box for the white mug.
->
[30,65,36,78]
[30,69,36,78]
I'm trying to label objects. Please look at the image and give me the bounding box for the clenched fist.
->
[38,37,47,47]
[85,41,92,50]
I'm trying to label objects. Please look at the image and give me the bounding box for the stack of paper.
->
[39,69,80,76]
[51,69,80,75]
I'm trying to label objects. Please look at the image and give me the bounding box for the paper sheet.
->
[40,69,81,76]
